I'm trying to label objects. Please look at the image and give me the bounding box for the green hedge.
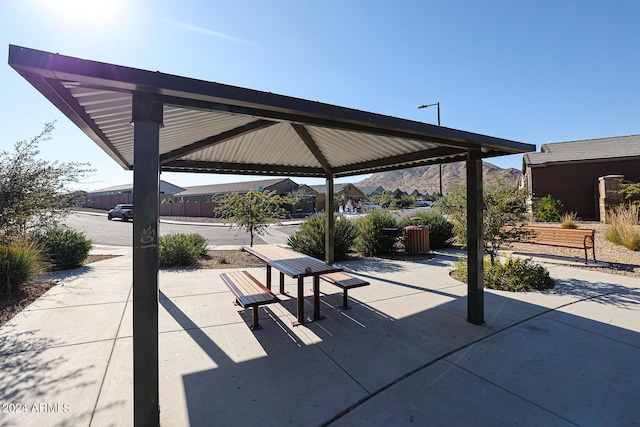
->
[287,213,357,261]
[452,255,554,292]
[33,225,92,271]
[159,233,208,267]
[355,211,398,256]
[398,211,454,249]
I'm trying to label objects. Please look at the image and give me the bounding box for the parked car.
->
[358,201,381,211]
[414,200,432,207]
[108,204,134,221]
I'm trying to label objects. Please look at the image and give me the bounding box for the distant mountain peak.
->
[356,161,521,194]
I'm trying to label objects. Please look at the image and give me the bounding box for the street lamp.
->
[418,102,442,195]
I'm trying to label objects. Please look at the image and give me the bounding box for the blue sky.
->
[1,0,639,191]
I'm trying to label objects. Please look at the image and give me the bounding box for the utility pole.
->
[417,102,442,195]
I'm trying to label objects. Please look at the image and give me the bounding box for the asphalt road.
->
[64,212,285,247]
[65,207,431,247]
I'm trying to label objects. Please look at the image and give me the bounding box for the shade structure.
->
[8,45,533,178]
[9,44,535,427]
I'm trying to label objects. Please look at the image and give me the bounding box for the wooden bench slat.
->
[220,271,280,330]
[504,225,596,264]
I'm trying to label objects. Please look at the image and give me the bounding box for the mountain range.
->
[356,161,522,195]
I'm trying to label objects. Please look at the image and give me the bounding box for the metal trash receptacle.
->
[404,226,430,254]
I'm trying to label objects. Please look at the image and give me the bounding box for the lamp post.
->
[418,102,442,195]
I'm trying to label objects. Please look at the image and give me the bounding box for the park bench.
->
[320,272,370,309]
[509,225,596,264]
[220,271,280,330]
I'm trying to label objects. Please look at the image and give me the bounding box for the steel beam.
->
[132,94,163,427]
[325,177,335,264]
[466,150,484,325]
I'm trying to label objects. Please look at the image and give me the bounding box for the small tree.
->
[0,122,93,239]
[370,191,399,209]
[620,181,640,205]
[436,179,530,264]
[213,189,290,246]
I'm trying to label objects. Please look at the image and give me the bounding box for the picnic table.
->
[244,245,343,325]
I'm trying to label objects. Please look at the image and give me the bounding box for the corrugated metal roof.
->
[9,45,535,179]
[524,135,640,166]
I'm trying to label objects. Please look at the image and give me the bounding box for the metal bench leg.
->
[342,289,351,310]
[313,275,325,321]
[280,272,285,294]
[250,307,262,330]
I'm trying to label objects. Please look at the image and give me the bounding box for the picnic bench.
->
[510,225,596,264]
[220,271,280,330]
[320,272,369,309]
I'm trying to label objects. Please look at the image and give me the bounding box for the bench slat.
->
[220,271,280,330]
[504,225,596,264]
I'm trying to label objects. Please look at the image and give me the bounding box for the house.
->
[310,183,365,213]
[173,178,308,217]
[174,178,299,203]
[521,135,640,219]
[392,188,407,198]
[410,189,423,199]
[85,180,185,209]
[359,185,386,200]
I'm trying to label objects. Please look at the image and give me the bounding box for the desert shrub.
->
[399,211,454,249]
[560,212,578,229]
[287,213,357,261]
[32,225,92,270]
[606,205,640,250]
[0,239,44,297]
[452,255,554,292]
[159,233,208,267]
[536,195,564,222]
[355,211,398,256]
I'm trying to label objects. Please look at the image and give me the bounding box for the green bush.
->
[0,239,44,297]
[536,195,564,222]
[355,211,398,256]
[33,225,92,270]
[287,213,357,261]
[159,233,209,267]
[452,255,554,292]
[399,211,454,249]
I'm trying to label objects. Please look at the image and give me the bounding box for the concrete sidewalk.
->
[0,248,638,426]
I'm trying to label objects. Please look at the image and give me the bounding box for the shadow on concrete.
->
[158,271,640,426]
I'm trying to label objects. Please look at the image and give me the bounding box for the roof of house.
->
[523,135,640,167]
[175,178,295,196]
[358,185,386,195]
[309,183,364,195]
[89,180,185,195]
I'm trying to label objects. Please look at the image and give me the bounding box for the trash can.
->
[404,226,430,254]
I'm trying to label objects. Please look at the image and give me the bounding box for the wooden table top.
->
[244,246,342,278]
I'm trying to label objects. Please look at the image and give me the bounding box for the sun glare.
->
[44,0,124,28]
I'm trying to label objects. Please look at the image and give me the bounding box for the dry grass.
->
[606,205,640,250]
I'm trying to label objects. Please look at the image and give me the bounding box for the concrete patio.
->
[0,246,639,426]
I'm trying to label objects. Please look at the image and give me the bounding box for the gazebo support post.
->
[466,150,485,325]
[132,94,163,427]
[325,177,335,264]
